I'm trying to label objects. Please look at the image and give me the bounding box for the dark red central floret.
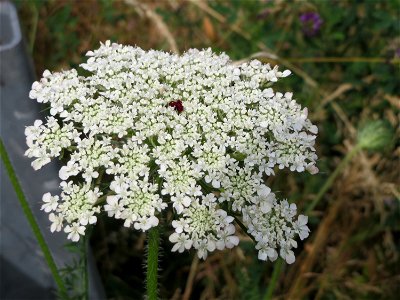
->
[168,100,184,113]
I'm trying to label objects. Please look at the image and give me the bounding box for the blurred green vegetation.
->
[16,0,399,299]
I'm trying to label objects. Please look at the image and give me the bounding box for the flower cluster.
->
[26,41,318,263]
[242,194,310,264]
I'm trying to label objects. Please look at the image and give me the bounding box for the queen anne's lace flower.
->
[242,196,310,264]
[26,41,318,262]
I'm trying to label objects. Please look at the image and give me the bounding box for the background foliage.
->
[17,0,399,299]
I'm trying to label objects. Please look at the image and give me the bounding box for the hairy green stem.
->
[83,234,89,300]
[306,145,361,214]
[0,139,67,297]
[263,258,283,300]
[147,226,159,300]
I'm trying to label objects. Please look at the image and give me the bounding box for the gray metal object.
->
[0,1,22,52]
[0,2,106,299]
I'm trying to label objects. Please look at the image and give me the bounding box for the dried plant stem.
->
[182,255,199,300]
[317,83,353,109]
[287,142,361,298]
[124,0,179,54]
[0,138,67,297]
[306,145,361,214]
[147,226,159,300]
[288,57,399,63]
[289,193,346,299]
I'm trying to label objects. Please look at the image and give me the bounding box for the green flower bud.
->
[357,120,394,151]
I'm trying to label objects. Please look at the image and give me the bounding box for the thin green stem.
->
[306,145,361,214]
[147,226,159,300]
[29,2,39,54]
[264,258,283,300]
[84,234,89,300]
[0,138,67,297]
[234,216,256,243]
[94,194,109,206]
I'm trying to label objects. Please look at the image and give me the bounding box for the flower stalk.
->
[264,258,283,300]
[83,234,89,300]
[0,138,67,297]
[147,226,159,300]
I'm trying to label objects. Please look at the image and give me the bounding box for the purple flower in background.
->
[300,12,323,37]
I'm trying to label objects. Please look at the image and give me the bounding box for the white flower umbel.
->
[242,196,310,264]
[25,118,79,170]
[48,182,102,241]
[106,179,167,231]
[27,41,318,262]
[169,194,238,259]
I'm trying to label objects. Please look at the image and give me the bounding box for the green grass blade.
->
[0,138,68,297]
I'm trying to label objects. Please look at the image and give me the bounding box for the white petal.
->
[42,69,51,77]
[124,219,132,227]
[173,202,183,214]
[169,232,180,243]
[171,243,181,252]
[216,240,225,250]
[50,223,57,233]
[207,240,216,252]
[106,195,119,205]
[43,205,52,213]
[307,164,319,174]
[148,216,159,227]
[34,120,43,127]
[299,229,309,240]
[285,251,295,264]
[49,213,56,222]
[59,166,70,180]
[184,240,193,249]
[64,225,72,233]
[89,216,97,224]
[268,248,278,261]
[182,196,191,207]
[212,179,221,188]
[227,236,239,247]
[257,185,271,197]
[71,232,80,242]
[298,215,308,226]
[77,226,86,235]
[258,250,268,261]
[42,192,51,202]
[309,125,318,134]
